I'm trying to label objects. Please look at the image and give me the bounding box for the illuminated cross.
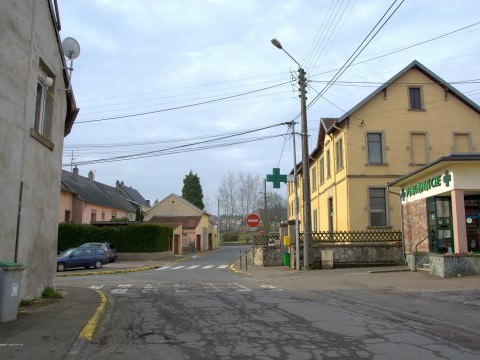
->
[443,170,452,187]
[266,168,287,189]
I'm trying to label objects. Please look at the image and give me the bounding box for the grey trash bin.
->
[0,262,24,322]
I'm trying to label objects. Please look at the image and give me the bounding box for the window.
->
[319,157,325,184]
[313,209,318,232]
[112,210,116,220]
[64,210,71,223]
[369,188,387,227]
[34,69,54,139]
[367,133,383,164]
[335,137,344,171]
[453,133,471,153]
[326,149,331,178]
[410,133,427,164]
[91,209,97,223]
[101,211,105,221]
[409,87,422,110]
[311,166,317,191]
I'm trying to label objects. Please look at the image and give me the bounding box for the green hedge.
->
[58,223,172,252]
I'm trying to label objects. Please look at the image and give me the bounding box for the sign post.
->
[246,213,260,265]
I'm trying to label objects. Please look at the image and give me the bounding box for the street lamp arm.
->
[270,38,302,68]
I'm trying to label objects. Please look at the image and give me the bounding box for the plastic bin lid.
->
[0,261,24,268]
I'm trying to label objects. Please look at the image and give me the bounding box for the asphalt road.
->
[57,246,480,359]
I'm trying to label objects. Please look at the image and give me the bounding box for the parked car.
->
[57,248,109,272]
[79,242,117,262]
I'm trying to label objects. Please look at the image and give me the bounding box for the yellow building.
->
[288,60,480,234]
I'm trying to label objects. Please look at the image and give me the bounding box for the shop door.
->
[465,197,480,253]
[427,197,454,253]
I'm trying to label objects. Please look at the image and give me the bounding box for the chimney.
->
[116,180,121,189]
[88,170,94,181]
[73,166,79,176]
[146,200,151,207]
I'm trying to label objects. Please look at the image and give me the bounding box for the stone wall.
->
[429,254,480,277]
[288,242,404,269]
[253,247,283,266]
[402,198,429,253]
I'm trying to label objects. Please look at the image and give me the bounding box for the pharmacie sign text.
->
[401,175,442,201]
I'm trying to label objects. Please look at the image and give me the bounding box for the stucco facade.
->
[145,194,218,253]
[0,1,78,298]
[288,61,480,236]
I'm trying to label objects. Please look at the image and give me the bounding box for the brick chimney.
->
[88,170,94,181]
[73,166,79,176]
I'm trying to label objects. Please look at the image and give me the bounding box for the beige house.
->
[145,194,217,255]
[288,60,480,238]
[0,1,78,298]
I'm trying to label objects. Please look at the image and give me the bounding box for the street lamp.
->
[271,38,313,269]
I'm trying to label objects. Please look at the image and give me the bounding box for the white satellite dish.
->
[62,37,81,60]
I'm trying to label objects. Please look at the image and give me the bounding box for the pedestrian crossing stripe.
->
[155,264,230,271]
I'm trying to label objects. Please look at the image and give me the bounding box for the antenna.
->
[61,37,81,88]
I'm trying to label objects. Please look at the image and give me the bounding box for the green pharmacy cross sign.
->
[266,168,287,189]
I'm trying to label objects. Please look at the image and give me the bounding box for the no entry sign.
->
[246,213,260,228]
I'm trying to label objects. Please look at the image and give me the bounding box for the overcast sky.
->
[58,0,480,212]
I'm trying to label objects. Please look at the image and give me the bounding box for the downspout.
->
[388,188,406,264]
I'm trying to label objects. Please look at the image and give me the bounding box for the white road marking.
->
[202,265,215,269]
[171,265,186,270]
[260,284,284,291]
[217,265,229,269]
[173,283,187,293]
[155,266,171,271]
[231,282,252,292]
[111,288,128,294]
[142,284,158,293]
[89,285,104,289]
[201,282,222,292]
[117,284,132,288]
[186,265,200,269]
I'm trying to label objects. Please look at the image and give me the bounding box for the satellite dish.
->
[62,37,81,60]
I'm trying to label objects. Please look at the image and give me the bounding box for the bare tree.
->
[218,171,238,232]
[237,172,261,216]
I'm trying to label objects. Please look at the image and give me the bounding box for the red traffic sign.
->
[246,213,260,228]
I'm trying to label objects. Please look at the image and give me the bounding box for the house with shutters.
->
[145,193,218,255]
[288,60,480,246]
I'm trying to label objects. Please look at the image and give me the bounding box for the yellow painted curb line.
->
[78,289,107,341]
[56,265,159,277]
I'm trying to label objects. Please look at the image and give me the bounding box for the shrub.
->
[57,223,172,253]
[222,232,239,242]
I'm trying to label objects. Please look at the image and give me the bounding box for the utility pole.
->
[298,68,312,269]
[271,38,312,269]
[263,178,268,233]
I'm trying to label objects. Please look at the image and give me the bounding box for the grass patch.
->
[20,298,35,307]
[42,286,63,299]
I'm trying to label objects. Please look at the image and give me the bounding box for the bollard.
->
[245,252,248,271]
[239,250,242,270]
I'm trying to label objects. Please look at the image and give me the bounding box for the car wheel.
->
[57,263,66,272]
[94,261,103,269]
[109,258,116,263]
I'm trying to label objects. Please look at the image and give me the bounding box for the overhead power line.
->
[76,81,291,124]
[63,122,289,166]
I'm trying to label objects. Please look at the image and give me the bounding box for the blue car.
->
[57,247,109,272]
